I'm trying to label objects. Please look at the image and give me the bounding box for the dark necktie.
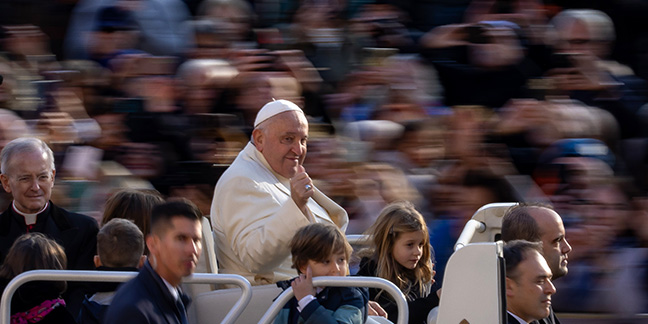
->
[175,296,189,324]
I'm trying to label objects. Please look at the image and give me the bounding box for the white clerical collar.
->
[508,311,527,324]
[13,201,49,225]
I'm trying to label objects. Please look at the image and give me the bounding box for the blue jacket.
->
[273,278,369,324]
[103,261,190,324]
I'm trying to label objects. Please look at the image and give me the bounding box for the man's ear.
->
[0,174,11,193]
[51,169,56,186]
[505,277,517,298]
[94,255,102,268]
[252,129,264,151]
[146,234,157,256]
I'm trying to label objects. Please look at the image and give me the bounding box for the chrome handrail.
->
[346,234,370,246]
[258,276,408,324]
[0,270,251,324]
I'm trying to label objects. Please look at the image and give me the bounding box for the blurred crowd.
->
[3,0,648,318]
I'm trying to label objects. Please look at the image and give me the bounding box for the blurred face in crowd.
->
[469,25,524,69]
[506,250,556,322]
[580,184,630,250]
[0,149,55,214]
[253,111,308,179]
[115,142,165,179]
[147,216,202,286]
[530,207,572,279]
[556,19,607,58]
[203,4,251,42]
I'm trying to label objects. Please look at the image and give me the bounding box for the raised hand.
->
[290,165,314,215]
[292,265,316,301]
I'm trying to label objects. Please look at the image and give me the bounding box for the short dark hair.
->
[290,223,352,274]
[150,199,202,235]
[98,218,144,268]
[501,202,554,242]
[503,239,544,280]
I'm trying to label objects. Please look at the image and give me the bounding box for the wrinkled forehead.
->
[265,111,308,132]
[6,149,52,168]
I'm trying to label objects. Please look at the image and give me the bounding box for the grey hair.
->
[550,9,616,43]
[0,137,55,175]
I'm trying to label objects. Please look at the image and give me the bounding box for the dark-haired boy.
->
[275,222,369,324]
[77,218,146,324]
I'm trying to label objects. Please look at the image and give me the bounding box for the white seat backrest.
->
[185,216,220,324]
[454,202,516,251]
[435,242,506,324]
[194,284,282,324]
[201,216,218,274]
[366,316,394,324]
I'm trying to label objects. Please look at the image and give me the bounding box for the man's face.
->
[469,26,524,68]
[148,217,202,286]
[531,207,572,279]
[506,250,556,322]
[0,150,55,214]
[254,111,308,179]
[558,20,604,57]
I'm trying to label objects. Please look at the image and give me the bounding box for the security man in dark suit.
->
[504,240,557,324]
[104,200,202,324]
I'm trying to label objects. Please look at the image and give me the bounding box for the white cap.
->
[253,99,304,127]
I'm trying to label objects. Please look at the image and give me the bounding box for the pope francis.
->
[210,99,348,285]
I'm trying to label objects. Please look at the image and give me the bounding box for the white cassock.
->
[210,142,348,285]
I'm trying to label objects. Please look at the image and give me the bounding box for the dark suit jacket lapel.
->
[508,312,525,324]
[141,261,185,324]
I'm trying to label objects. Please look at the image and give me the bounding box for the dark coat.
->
[508,308,561,324]
[77,266,140,324]
[103,261,191,324]
[508,312,523,324]
[274,278,369,324]
[0,201,99,314]
[356,257,440,324]
[0,201,98,270]
[532,308,561,324]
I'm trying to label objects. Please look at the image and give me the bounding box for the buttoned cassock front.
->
[210,142,348,285]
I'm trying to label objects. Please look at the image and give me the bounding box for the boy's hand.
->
[292,266,316,301]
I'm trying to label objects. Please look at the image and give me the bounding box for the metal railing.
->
[454,219,487,251]
[346,234,370,246]
[0,270,252,324]
[258,276,408,324]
